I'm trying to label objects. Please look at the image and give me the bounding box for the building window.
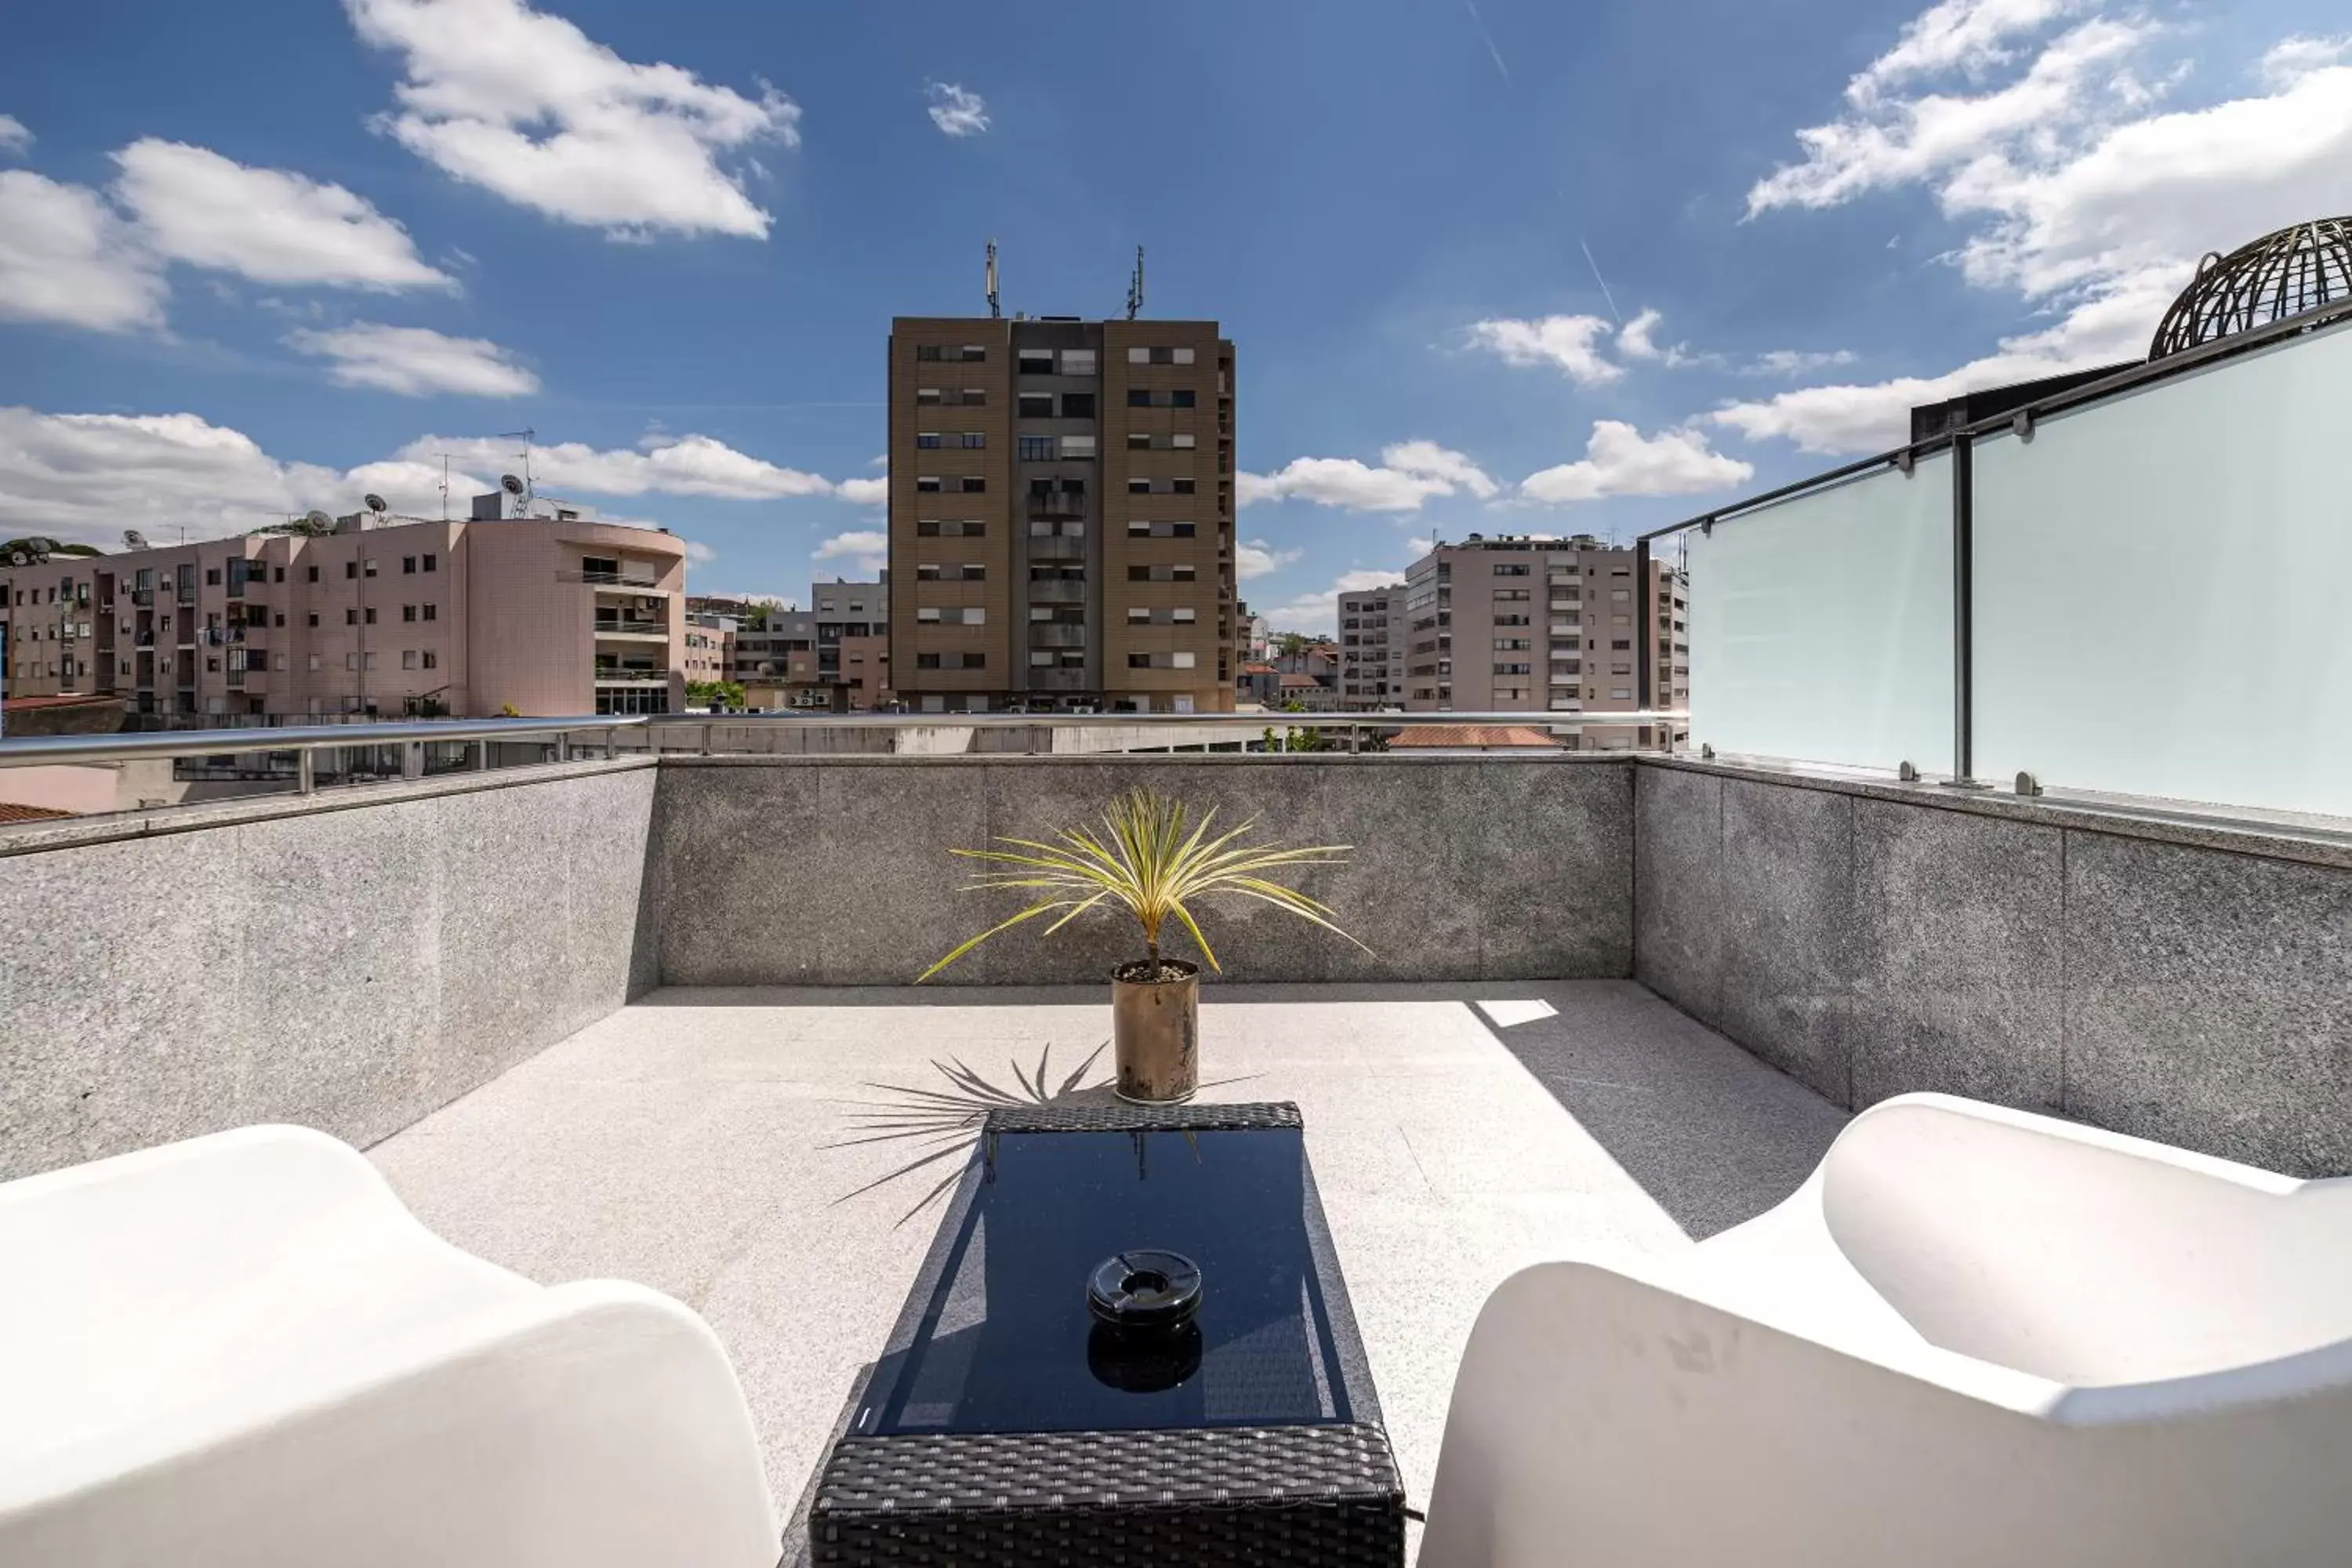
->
[1129,477,1152,494]
[423,554,437,572]
[1127,389,1152,408]
[1172,432,1196,448]
[1018,350,1054,374]
[1494,564,1530,576]
[1060,434,1096,458]
[1061,349,1095,375]
[423,650,437,670]
[917,608,942,622]
[403,556,417,574]
[1172,389,1195,408]
[916,387,942,405]
[916,433,943,448]
[1127,432,1152,449]
[1173,607,1196,622]
[402,650,419,670]
[423,603,436,621]
[308,654,321,671]
[960,477,985,493]
[346,608,358,626]
[1610,639,1631,651]
[274,566,285,583]
[307,613,320,627]
[363,560,378,577]
[345,562,358,579]
[1018,393,1054,417]
[1018,436,1055,460]
[1172,477,1196,494]
[916,476,942,492]
[1060,392,1095,419]
[403,604,418,622]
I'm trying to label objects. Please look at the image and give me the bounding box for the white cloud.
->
[347,0,801,240]
[1615,307,1688,366]
[1406,535,1436,557]
[2259,34,2351,89]
[0,114,31,157]
[1240,441,1497,512]
[286,321,539,396]
[1235,539,1301,580]
[400,430,837,499]
[1727,3,2352,453]
[925,82,990,137]
[681,539,716,564]
[1746,14,2157,216]
[1849,0,2083,106]
[111,140,452,291]
[1463,313,1623,384]
[813,529,887,573]
[0,406,484,545]
[1744,347,1861,376]
[1264,569,1410,636]
[833,474,887,505]
[0,171,166,332]
[1519,421,1754,504]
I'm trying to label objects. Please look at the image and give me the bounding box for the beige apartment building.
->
[0,503,689,721]
[887,315,1238,713]
[1396,534,1690,749]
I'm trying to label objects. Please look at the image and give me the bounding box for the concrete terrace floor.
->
[369,980,1848,1559]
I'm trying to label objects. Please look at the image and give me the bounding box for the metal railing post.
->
[296,748,315,794]
[1944,431,1987,789]
[401,741,423,780]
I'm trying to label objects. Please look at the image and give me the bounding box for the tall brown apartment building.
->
[1397,533,1690,749]
[887,316,1237,713]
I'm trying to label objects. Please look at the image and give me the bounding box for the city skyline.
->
[2,0,2347,632]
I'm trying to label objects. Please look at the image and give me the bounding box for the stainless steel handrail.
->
[0,709,1689,800]
[0,715,648,769]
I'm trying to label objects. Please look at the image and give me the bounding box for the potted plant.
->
[918,787,1364,1102]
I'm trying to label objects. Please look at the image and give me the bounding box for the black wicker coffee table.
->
[809,1101,1404,1566]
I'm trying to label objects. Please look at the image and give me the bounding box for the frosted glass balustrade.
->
[1972,318,2352,817]
[1686,455,1954,772]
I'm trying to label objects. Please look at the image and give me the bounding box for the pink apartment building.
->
[0,504,690,721]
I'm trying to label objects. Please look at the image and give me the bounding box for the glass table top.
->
[858,1123,1359,1436]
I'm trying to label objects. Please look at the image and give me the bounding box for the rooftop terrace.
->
[7,730,2350,1559]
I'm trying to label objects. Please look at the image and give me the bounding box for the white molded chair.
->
[0,1126,779,1568]
[1420,1092,2352,1567]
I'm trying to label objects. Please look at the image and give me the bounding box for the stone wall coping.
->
[1637,753,2352,873]
[0,756,659,860]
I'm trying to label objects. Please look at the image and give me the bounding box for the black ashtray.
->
[1087,1249,1203,1331]
[1085,1250,1204,1393]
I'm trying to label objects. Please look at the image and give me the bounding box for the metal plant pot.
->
[1111,960,1200,1103]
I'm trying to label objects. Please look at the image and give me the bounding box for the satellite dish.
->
[363,492,387,514]
[6,550,24,567]
[304,510,336,532]
[123,529,149,550]
[499,474,526,496]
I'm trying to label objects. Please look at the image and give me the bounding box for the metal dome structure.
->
[2149,216,2352,358]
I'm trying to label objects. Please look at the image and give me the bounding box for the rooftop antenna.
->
[1125,245,1145,320]
[498,427,536,514]
[985,238,1000,319]
[434,453,452,521]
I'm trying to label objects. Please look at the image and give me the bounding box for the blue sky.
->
[2,0,2346,629]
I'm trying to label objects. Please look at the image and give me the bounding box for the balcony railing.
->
[572,571,664,589]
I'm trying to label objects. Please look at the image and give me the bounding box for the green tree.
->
[1278,631,1309,659]
[687,678,746,711]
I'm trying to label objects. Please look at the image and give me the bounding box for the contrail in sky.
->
[1461,0,1510,81]
[1578,236,1623,324]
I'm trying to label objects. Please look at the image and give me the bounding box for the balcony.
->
[1026,579,1087,604]
[1027,623,1087,648]
[594,619,670,641]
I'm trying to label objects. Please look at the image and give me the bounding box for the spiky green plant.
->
[918,787,1367,981]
